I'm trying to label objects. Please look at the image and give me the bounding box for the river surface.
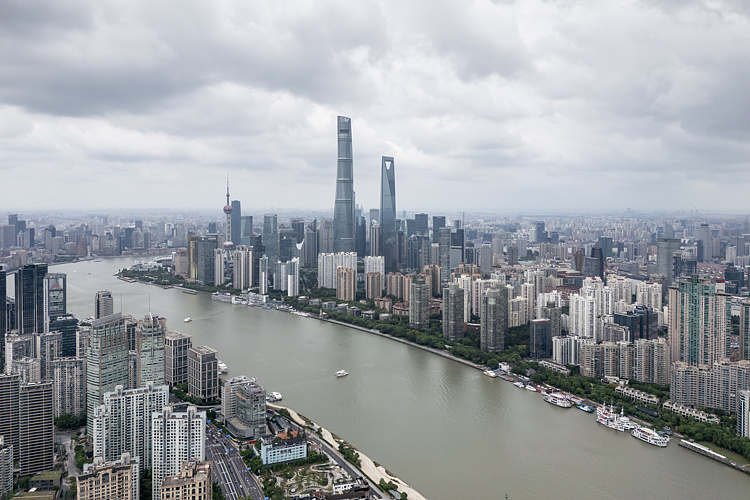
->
[17,257,750,499]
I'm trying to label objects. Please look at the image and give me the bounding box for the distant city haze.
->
[1,1,749,211]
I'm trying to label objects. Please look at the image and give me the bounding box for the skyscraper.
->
[43,273,66,332]
[0,266,5,349]
[442,283,464,341]
[656,238,681,285]
[333,116,356,253]
[87,313,130,430]
[438,227,451,283]
[263,214,279,263]
[15,263,47,334]
[164,332,192,386]
[240,215,254,246]
[196,235,219,286]
[432,216,446,244]
[231,200,241,246]
[95,290,114,320]
[409,275,429,331]
[19,381,54,476]
[134,314,166,388]
[380,156,397,272]
[481,286,509,352]
[151,406,206,500]
[50,357,86,418]
[0,374,19,457]
[223,180,234,250]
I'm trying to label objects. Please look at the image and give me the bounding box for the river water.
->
[26,257,750,499]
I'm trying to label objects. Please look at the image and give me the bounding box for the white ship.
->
[525,385,538,392]
[544,392,573,408]
[513,381,525,388]
[483,370,498,378]
[336,370,348,378]
[596,404,639,432]
[266,391,283,402]
[217,361,229,374]
[631,427,670,447]
[183,317,192,323]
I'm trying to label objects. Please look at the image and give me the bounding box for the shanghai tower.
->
[380,156,397,272]
[333,116,356,253]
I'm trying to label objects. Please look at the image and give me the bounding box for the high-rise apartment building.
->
[36,331,61,380]
[740,298,750,362]
[78,454,140,500]
[409,275,429,331]
[438,227,451,284]
[50,357,86,417]
[19,381,54,476]
[442,283,464,341]
[0,266,5,349]
[164,332,192,386]
[317,252,357,289]
[0,437,12,500]
[380,156,397,272]
[151,406,206,500]
[259,255,269,295]
[365,273,382,299]
[188,346,218,401]
[15,263,48,334]
[93,383,169,470]
[233,245,253,290]
[133,314,166,388]
[333,116,355,253]
[161,461,212,500]
[480,286,508,352]
[87,313,130,430]
[0,374,19,456]
[336,267,356,301]
[668,276,730,368]
[95,290,114,319]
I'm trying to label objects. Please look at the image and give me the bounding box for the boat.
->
[335,370,348,378]
[596,404,640,432]
[266,391,283,402]
[513,381,525,388]
[182,289,198,295]
[576,403,595,413]
[218,361,229,374]
[631,427,670,447]
[525,385,537,392]
[184,317,192,323]
[483,370,498,378]
[544,393,573,408]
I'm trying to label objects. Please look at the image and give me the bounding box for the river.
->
[19,257,750,499]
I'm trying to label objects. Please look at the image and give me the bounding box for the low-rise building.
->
[160,461,211,500]
[77,453,140,500]
[663,401,720,424]
[260,434,307,466]
[614,385,658,405]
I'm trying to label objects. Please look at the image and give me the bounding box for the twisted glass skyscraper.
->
[380,156,397,272]
[333,116,355,252]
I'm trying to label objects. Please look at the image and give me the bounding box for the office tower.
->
[336,267,356,301]
[278,227,296,263]
[151,405,206,500]
[259,255,269,294]
[263,214,279,263]
[668,276,730,367]
[44,273,67,332]
[438,227,451,283]
[188,346,218,401]
[539,303,562,338]
[287,258,299,297]
[369,221,380,257]
[355,215,367,258]
[87,313,130,430]
[95,290,115,319]
[530,319,552,359]
[481,286,508,352]
[697,223,711,261]
[36,331,62,380]
[365,273,382,299]
[0,266,5,349]
[188,236,199,281]
[223,377,266,439]
[414,213,428,236]
[213,248,224,286]
[741,298,750,361]
[240,215,254,246]
[134,314,166,387]
[161,461,212,500]
[196,234,219,286]
[305,221,318,266]
[380,156,397,272]
[50,357,85,417]
[164,332,192,386]
[409,275,429,331]
[19,381,54,476]
[318,218,334,254]
[533,221,546,243]
[614,305,659,341]
[93,383,169,470]
[450,228,465,270]
[15,263,47,334]
[0,374,19,456]
[0,437,12,500]
[78,454,140,500]
[442,283,464,341]
[208,221,217,234]
[231,200,241,246]
[656,238,681,285]
[233,245,253,290]
[333,116,356,253]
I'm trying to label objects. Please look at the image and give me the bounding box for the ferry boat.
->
[183,317,192,323]
[218,361,229,374]
[631,427,669,447]
[483,370,498,378]
[596,404,639,432]
[544,393,573,408]
[513,381,525,388]
[576,403,595,413]
[525,385,538,392]
[336,370,348,378]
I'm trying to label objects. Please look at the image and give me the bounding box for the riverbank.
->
[269,402,427,500]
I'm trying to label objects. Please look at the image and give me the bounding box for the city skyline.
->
[1,1,749,212]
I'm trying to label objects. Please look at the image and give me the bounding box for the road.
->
[206,425,264,500]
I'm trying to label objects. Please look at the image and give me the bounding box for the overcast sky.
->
[1,0,748,214]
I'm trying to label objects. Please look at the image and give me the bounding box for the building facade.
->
[164,332,192,386]
[87,313,130,431]
[151,406,206,500]
[188,346,218,401]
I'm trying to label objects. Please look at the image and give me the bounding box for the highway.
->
[206,425,264,500]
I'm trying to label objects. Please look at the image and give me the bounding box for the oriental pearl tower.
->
[223,177,235,251]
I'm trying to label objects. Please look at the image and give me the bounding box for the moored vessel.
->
[631,427,670,447]
[544,392,573,408]
[576,403,595,413]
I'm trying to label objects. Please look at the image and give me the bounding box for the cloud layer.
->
[1,0,748,213]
